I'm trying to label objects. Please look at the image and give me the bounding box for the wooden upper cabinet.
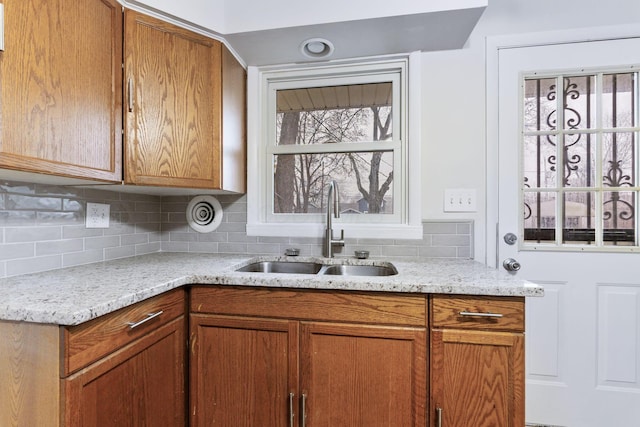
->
[124,10,246,191]
[0,0,123,182]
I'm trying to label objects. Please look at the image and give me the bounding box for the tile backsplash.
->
[0,181,161,278]
[161,195,473,260]
[0,180,473,278]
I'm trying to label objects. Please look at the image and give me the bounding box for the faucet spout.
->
[324,180,345,258]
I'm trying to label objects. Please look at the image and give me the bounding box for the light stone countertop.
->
[0,252,543,326]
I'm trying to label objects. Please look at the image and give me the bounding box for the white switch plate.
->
[86,203,110,228]
[444,189,477,212]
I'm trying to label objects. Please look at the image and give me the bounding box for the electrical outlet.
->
[444,189,477,212]
[86,203,110,228]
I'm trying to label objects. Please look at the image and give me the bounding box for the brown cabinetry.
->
[430,295,525,427]
[0,289,186,427]
[190,286,427,426]
[124,10,246,191]
[0,0,122,182]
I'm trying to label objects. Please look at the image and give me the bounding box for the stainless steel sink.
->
[319,264,398,276]
[235,261,323,274]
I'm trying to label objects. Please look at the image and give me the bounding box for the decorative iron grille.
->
[522,71,639,247]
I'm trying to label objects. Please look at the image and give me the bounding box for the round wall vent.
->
[186,195,223,233]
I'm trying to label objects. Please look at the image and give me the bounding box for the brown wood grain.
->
[431,328,525,427]
[0,321,61,427]
[63,288,185,375]
[221,46,247,192]
[431,294,525,332]
[64,316,186,427]
[189,314,298,427]
[123,10,223,188]
[300,321,427,427]
[0,0,122,181]
[191,285,427,326]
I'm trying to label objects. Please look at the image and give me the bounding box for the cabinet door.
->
[124,10,222,188]
[0,0,122,181]
[300,322,427,427]
[190,314,298,427]
[64,317,186,427]
[430,329,525,427]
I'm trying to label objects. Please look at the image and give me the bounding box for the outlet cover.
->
[86,203,110,228]
[444,189,477,212]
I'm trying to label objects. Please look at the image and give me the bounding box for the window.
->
[246,55,422,239]
[522,68,640,249]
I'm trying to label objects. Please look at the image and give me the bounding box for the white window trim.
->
[246,52,422,239]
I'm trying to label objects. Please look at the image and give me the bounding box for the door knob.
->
[503,258,521,272]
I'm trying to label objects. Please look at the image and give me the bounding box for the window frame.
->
[519,65,640,251]
[246,53,423,239]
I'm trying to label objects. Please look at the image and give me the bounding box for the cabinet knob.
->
[436,407,443,427]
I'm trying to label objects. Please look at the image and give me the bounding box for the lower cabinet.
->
[63,317,186,426]
[0,289,186,427]
[430,295,525,427]
[0,286,527,427]
[190,286,427,427]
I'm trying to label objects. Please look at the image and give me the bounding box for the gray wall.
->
[0,181,473,278]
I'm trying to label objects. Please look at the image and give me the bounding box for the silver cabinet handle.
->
[127,311,163,329]
[289,392,295,427]
[459,311,503,318]
[436,407,443,427]
[301,393,307,427]
[127,78,134,112]
[0,3,5,51]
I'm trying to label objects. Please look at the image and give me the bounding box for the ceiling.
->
[120,0,487,66]
[225,8,486,66]
[277,83,392,113]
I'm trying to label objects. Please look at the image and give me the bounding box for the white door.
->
[497,38,640,426]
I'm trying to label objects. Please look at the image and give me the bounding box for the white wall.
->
[125,0,485,34]
[420,0,640,262]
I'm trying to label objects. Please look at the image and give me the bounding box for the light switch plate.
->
[86,203,110,228]
[444,189,477,212]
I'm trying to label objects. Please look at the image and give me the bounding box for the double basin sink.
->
[236,260,398,277]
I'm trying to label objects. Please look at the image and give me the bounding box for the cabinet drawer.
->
[191,286,427,327]
[63,289,185,376]
[431,295,524,332]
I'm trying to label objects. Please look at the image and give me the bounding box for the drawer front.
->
[431,295,524,332]
[64,289,185,376]
[191,286,427,327]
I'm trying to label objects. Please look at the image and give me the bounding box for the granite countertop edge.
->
[0,252,544,326]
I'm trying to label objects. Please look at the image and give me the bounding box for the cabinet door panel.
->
[124,10,222,188]
[190,314,298,427]
[0,0,122,181]
[431,329,525,427]
[300,322,427,427]
[64,317,186,427]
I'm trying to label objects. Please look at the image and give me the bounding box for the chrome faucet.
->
[324,180,345,257]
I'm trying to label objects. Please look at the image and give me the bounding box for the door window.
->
[522,69,640,249]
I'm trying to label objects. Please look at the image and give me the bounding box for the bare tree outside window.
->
[274,83,394,215]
